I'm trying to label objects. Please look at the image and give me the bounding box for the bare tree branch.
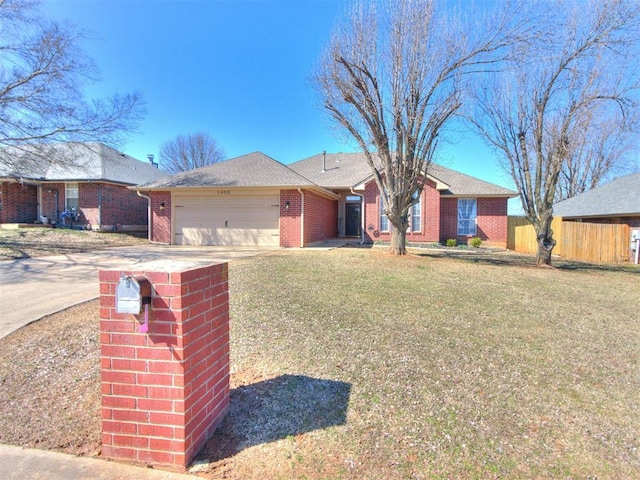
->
[0,0,144,170]
[470,0,640,265]
[314,0,524,254]
[159,132,226,174]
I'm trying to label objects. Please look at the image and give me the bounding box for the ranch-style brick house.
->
[0,143,166,231]
[136,151,516,248]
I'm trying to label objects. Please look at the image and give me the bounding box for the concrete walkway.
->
[0,444,200,480]
[0,244,276,339]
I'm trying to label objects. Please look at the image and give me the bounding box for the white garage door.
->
[174,195,280,246]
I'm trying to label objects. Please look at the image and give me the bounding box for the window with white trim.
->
[380,192,422,233]
[66,182,79,211]
[380,196,389,232]
[411,191,422,232]
[457,198,477,236]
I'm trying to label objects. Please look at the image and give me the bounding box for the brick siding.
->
[99,262,230,469]
[3,181,149,230]
[477,197,508,246]
[439,197,458,242]
[441,197,509,246]
[40,183,65,222]
[150,192,172,243]
[363,179,441,243]
[303,191,338,244]
[280,190,302,247]
[0,182,37,223]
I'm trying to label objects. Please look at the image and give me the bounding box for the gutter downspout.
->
[97,186,102,230]
[350,187,365,245]
[136,190,152,241]
[297,188,305,248]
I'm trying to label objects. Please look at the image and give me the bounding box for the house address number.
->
[216,190,231,195]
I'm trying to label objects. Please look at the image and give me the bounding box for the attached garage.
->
[174,193,280,246]
[136,152,341,247]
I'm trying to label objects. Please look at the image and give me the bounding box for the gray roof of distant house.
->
[553,172,640,218]
[137,151,316,189]
[0,143,166,185]
[289,152,516,196]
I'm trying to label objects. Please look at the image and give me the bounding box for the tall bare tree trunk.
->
[535,215,556,266]
[390,225,407,255]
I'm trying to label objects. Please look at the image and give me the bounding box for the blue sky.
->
[43,0,517,205]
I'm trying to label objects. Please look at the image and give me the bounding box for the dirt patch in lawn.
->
[0,248,638,479]
[0,228,147,260]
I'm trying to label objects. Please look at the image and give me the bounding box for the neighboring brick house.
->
[137,151,516,248]
[0,143,167,231]
[553,172,640,229]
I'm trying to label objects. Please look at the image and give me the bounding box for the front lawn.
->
[206,248,640,478]
[0,248,638,478]
[0,227,147,259]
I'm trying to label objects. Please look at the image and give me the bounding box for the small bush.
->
[470,237,482,248]
[446,238,457,247]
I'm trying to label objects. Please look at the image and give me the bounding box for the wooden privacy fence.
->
[508,216,630,263]
[507,216,563,256]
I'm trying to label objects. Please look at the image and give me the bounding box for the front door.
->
[345,203,361,237]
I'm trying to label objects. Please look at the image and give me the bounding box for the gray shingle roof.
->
[289,152,516,196]
[138,151,316,189]
[288,152,373,188]
[553,173,640,218]
[427,163,516,197]
[0,143,166,185]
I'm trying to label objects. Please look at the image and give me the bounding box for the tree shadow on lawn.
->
[194,375,351,463]
[415,249,640,274]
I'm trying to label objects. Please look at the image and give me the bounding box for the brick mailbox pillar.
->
[99,261,230,470]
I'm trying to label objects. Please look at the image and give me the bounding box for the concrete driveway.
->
[0,245,277,339]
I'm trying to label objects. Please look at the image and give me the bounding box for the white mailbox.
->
[116,275,152,314]
[631,230,640,242]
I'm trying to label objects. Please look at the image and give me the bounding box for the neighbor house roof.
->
[0,143,166,185]
[289,152,517,197]
[553,172,640,218]
[137,151,318,190]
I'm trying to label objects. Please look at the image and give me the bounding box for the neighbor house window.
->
[66,182,79,211]
[457,198,477,236]
[411,192,422,232]
[380,196,389,232]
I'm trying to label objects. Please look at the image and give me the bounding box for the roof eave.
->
[558,211,640,219]
[441,192,518,198]
[133,184,340,200]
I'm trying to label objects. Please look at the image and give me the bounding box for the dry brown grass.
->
[0,227,147,260]
[0,247,638,479]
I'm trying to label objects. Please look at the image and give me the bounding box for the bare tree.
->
[556,109,639,201]
[0,0,144,170]
[471,0,640,265]
[159,132,225,174]
[314,0,522,255]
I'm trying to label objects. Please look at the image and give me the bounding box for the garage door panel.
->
[178,228,278,246]
[174,195,280,246]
